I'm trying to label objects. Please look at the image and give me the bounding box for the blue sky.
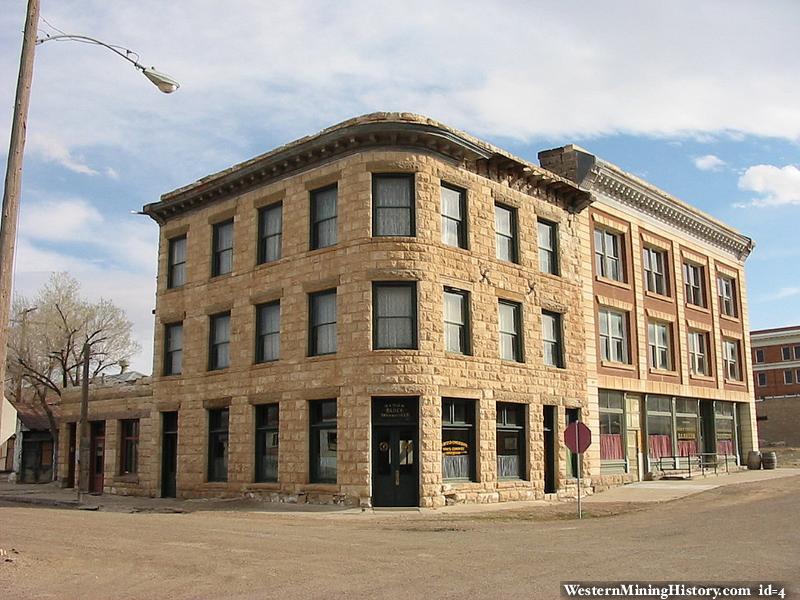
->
[1,1,799,372]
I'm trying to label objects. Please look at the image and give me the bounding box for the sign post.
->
[564,420,592,520]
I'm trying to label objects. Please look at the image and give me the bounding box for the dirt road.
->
[1,475,797,600]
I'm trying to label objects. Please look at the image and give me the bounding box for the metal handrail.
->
[653,452,733,477]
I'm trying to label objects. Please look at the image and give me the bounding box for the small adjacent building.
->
[751,325,800,446]
[54,113,759,505]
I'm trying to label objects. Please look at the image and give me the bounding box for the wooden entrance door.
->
[371,397,419,507]
[89,421,105,494]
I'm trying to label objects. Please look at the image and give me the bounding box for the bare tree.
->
[6,273,141,480]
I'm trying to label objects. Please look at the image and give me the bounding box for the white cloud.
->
[693,154,726,171]
[757,287,800,302]
[19,197,103,242]
[27,133,99,176]
[737,164,800,207]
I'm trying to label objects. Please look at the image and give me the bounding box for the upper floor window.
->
[723,339,741,381]
[683,262,706,307]
[541,310,564,368]
[373,282,417,350]
[643,246,668,295]
[781,346,792,361]
[444,287,470,355]
[688,330,709,376]
[537,219,559,275]
[594,228,623,281]
[498,300,523,362]
[258,203,282,264]
[494,204,518,263]
[784,370,794,385]
[255,301,280,363]
[168,236,187,288]
[163,322,183,376]
[647,321,672,371]
[373,174,415,237]
[441,184,467,249]
[755,349,765,363]
[598,308,628,364]
[212,220,234,277]
[796,346,800,360]
[717,275,737,317]
[309,289,337,356]
[757,372,767,387]
[310,185,337,250]
[255,403,279,483]
[209,312,231,370]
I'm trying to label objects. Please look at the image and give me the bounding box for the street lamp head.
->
[142,67,180,94]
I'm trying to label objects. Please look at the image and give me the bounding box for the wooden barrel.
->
[746,450,762,470]
[762,451,778,470]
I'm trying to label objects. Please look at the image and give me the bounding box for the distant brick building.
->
[55,113,759,506]
[751,325,800,446]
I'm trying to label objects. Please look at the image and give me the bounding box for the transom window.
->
[541,310,564,368]
[444,288,470,355]
[164,322,183,376]
[723,339,741,381]
[310,185,338,250]
[442,398,476,481]
[537,219,559,275]
[373,282,417,350]
[494,204,518,263]
[594,228,623,281]
[717,275,737,317]
[598,308,628,364]
[498,300,523,362]
[647,321,672,370]
[168,235,187,288]
[255,302,280,363]
[309,290,337,356]
[212,219,234,277]
[683,262,706,307]
[688,330,709,376]
[373,174,415,237]
[258,203,282,264]
[643,246,668,295]
[209,312,231,370]
[441,184,467,249]
[496,403,526,479]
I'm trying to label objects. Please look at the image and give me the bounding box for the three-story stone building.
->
[55,113,758,506]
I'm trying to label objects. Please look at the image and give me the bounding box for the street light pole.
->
[0,0,39,409]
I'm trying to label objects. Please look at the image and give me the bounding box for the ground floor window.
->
[646,396,673,459]
[208,408,229,482]
[599,390,625,461]
[119,419,139,475]
[675,399,699,456]
[496,403,525,479]
[442,398,476,481]
[310,400,337,483]
[714,402,736,456]
[255,404,279,482]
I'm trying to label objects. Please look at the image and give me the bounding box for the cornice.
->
[144,113,590,224]
[587,162,754,261]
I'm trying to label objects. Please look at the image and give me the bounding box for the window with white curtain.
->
[723,338,741,381]
[496,403,525,479]
[212,220,234,277]
[499,300,523,362]
[373,174,414,236]
[258,202,282,264]
[309,290,337,356]
[168,235,187,288]
[542,310,563,368]
[688,330,709,376]
[717,275,737,317]
[310,185,337,249]
[594,228,623,281]
[683,262,706,307]
[444,288,470,354]
[373,282,417,349]
[209,312,230,370]
[598,308,628,363]
[643,246,668,295]
[256,301,280,363]
[441,184,467,248]
[494,204,518,263]
[537,219,559,275]
[648,321,672,370]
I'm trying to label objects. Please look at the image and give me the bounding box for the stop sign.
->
[564,421,591,454]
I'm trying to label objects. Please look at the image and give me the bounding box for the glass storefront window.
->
[715,401,736,456]
[599,390,625,462]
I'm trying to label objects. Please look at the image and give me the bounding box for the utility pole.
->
[77,341,90,500]
[0,0,40,413]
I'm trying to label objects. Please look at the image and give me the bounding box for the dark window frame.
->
[441,182,468,249]
[442,398,476,482]
[167,235,187,289]
[163,322,183,376]
[499,299,523,362]
[755,349,765,363]
[757,372,767,387]
[372,281,418,350]
[541,310,564,368]
[257,202,283,264]
[537,218,559,275]
[308,289,337,356]
[494,203,519,263]
[211,219,234,278]
[372,173,416,237]
[255,301,280,363]
[496,402,526,480]
[309,399,337,484]
[310,184,338,250]
[208,312,231,371]
[207,408,229,482]
[119,419,139,475]
[444,287,471,355]
[254,403,279,483]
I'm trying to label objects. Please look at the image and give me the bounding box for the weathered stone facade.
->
[55,114,758,506]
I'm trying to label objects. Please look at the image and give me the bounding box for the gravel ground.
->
[0,475,797,600]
